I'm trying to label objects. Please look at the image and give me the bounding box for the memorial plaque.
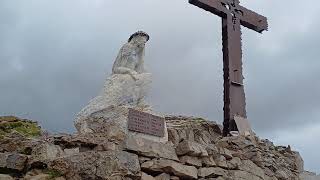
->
[128,109,165,137]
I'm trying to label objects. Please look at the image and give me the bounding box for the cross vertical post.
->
[189,0,268,136]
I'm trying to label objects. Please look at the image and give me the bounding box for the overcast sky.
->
[0,0,319,174]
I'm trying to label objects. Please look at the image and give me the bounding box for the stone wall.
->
[0,116,318,180]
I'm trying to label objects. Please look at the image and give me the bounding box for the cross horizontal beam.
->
[189,0,268,33]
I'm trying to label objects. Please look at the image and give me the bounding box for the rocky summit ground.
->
[0,115,318,180]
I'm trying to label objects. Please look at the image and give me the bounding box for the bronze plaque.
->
[128,109,165,137]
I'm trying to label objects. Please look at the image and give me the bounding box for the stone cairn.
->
[0,116,318,180]
[0,32,318,180]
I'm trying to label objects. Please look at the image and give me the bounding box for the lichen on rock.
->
[0,116,41,138]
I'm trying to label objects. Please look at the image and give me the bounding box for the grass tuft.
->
[0,116,41,138]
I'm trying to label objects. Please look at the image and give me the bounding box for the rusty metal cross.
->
[189,0,268,136]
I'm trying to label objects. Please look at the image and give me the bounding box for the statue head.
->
[128,31,150,45]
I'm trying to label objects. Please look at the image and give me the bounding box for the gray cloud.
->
[0,0,319,173]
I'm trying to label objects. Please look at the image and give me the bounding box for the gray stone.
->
[195,130,212,145]
[63,148,79,156]
[216,177,226,180]
[205,144,219,155]
[31,143,64,161]
[201,156,217,167]
[0,152,28,171]
[177,130,187,143]
[0,174,14,180]
[7,153,28,171]
[139,156,151,164]
[215,177,226,180]
[170,177,180,180]
[24,173,51,180]
[49,151,140,179]
[239,160,266,180]
[180,156,202,167]
[244,150,263,167]
[186,129,195,142]
[215,138,230,149]
[198,167,228,178]
[176,140,208,157]
[0,131,41,155]
[232,170,263,180]
[94,141,118,151]
[141,159,197,179]
[275,169,290,180]
[0,153,7,167]
[155,173,170,180]
[218,147,233,160]
[216,136,255,150]
[124,136,178,161]
[168,129,180,146]
[227,157,242,170]
[141,172,156,180]
[166,117,221,145]
[214,155,228,169]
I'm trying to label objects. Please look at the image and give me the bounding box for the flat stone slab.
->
[176,140,208,157]
[234,116,253,136]
[124,136,178,161]
[141,172,156,180]
[198,167,228,178]
[142,159,198,179]
[238,160,266,179]
[180,156,202,167]
[155,173,170,180]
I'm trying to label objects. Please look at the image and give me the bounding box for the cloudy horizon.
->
[0,0,319,174]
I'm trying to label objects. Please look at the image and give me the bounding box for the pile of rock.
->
[0,116,318,180]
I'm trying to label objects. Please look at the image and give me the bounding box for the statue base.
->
[74,105,168,143]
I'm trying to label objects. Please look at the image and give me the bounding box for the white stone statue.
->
[75,31,151,123]
[74,31,167,143]
[112,31,149,80]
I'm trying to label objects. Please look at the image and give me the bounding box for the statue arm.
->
[112,47,138,80]
[113,66,137,76]
[113,67,138,80]
[111,44,139,80]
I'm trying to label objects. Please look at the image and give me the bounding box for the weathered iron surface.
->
[189,0,268,136]
[128,109,165,137]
